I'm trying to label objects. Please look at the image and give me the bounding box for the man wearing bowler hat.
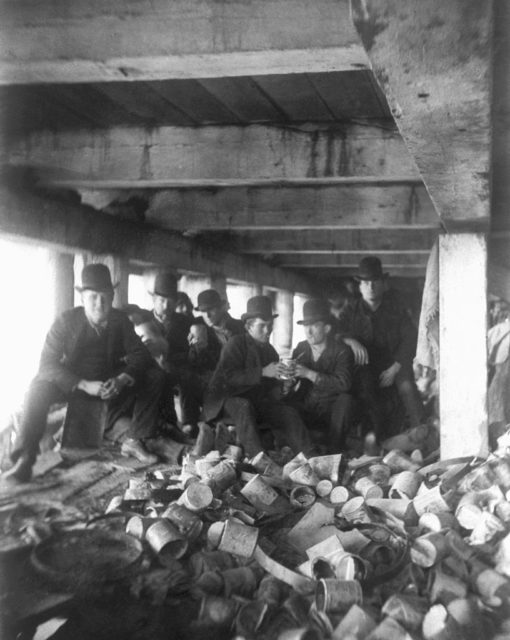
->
[285,298,354,452]
[337,256,423,441]
[3,263,167,482]
[203,295,312,458]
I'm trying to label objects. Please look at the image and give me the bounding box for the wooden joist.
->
[0,0,368,84]
[272,254,429,268]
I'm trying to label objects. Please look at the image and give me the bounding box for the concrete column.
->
[272,290,294,356]
[439,233,488,458]
[49,251,74,315]
[74,253,129,308]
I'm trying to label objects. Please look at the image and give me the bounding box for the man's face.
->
[247,318,273,343]
[202,305,224,328]
[152,294,175,320]
[81,289,113,325]
[359,278,385,306]
[304,321,330,346]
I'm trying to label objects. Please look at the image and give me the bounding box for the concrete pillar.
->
[439,233,488,458]
[49,251,74,315]
[273,290,294,356]
[74,253,129,308]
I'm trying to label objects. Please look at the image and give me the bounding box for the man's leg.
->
[394,369,423,428]
[328,393,354,453]
[223,397,263,458]
[260,399,312,455]
[6,379,65,480]
[353,365,385,438]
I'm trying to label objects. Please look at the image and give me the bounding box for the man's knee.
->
[395,376,415,396]
[142,367,166,393]
[225,397,253,415]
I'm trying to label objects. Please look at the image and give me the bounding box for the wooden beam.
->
[0,186,314,294]
[147,184,439,230]
[273,254,428,268]
[232,229,438,254]
[3,124,420,186]
[297,266,425,279]
[352,0,492,227]
[0,0,368,85]
[439,233,488,457]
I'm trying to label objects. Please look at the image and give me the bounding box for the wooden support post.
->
[179,274,211,309]
[273,290,294,356]
[439,233,488,458]
[48,251,74,315]
[74,253,129,308]
[209,273,227,301]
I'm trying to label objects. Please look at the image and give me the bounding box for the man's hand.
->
[100,376,129,400]
[262,362,287,378]
[76,380,104,397]
[294,364,318,383]
[379,362,401,388]
[188,324,208,350]
[343,338,369,366]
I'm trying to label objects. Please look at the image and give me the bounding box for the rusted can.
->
[341,497,374,524]
[390,471,421,500]
[217,518,259,558]
[145,519,188,560]
[162,502,203,541]
[382,449,420,473]
[311,552,356,581]
[289,464,320,487]
[177,482,213,512]
[241,474,279,506]
[410,532,449,568]
[354,476,383,500]
[290,485,316,508]
[315,578,362,613]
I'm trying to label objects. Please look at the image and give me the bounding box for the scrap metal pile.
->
[18,425,510,639]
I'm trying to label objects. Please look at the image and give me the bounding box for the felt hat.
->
[151,271,178,298]
[75,263,117,293]
[195,289,223,312]
[355,256,388,281]
[241,296,278,322]
[297,298,334,325]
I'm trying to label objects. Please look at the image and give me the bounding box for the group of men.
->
[3,256,423,483]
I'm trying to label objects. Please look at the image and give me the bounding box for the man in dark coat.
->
[337,256,423,439]
[203,296,312,458]
[3,264,166,482]
[285,298,354,452]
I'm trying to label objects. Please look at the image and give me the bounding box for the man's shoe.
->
[121,438,158,465]
[2,454,33,483]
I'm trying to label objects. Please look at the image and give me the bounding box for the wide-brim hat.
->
[297,298,334,325]
[241,295,278,322]
[75,263,117,293]
[355,256,388,281]
[195,289,222,311]
[150,271,178,298]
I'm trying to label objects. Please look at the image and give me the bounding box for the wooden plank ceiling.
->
[0,0,442,288]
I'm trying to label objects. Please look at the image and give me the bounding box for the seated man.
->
[149,271,200,435]
[190,289,244,382]
[285,298,354,452]
[337,256,423,440]
[3,264,166,482]
[203,295,312,458]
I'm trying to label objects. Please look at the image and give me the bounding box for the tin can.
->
[223,444,243,462]
[315,479,333,498]
[290,485,316,508]
[419,511,458,533]
[410,532,449,568]
[241,474,279,506]
[315,578,362,613]
[428,568,468,605]
[382,449,420,473]
[217,518,259,558]
[390,471,421,500]
[308,454,342,483]
[126,515,158,540]
[289,464,320,487]
[329,486,350,505]
[145,519,188,560]
[413,485,452,516]
[250,451,283,477]
[381,593,428,631]
[341,497,373,524]
[205,460,237,495]
[199,595,239,626]
[177,482,213,512]
[332,603,376,638]
[162,502,203,541]
[354,476,383,500]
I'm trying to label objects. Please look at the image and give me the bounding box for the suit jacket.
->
[203,332,280,420]
[37,307,153,394]
[190,314,245,374]
[336,289,417,372]
[152,311,192,367]
[290,338,353,406]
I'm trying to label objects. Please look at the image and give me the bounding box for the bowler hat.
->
[75,263,117,293]
[241,296,278,322]
[355,256,388,281]
[297,298,334,325]
[151,271,178,298]
[195,289,223,312]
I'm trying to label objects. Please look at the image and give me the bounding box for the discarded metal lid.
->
[31,528,143,590]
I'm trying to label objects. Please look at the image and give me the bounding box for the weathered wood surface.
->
[352,0,492,226]
[147,184,439,230]
[439,233,488,458]
[0,186,315,294]
[273,254,428,268]
[0,0,368,84]
[232,229,438,254]
[3,124,419,186]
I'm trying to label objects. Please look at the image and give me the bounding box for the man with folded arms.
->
[203,295,311,458]
[3,264,167,483]
[285,298,354,452]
